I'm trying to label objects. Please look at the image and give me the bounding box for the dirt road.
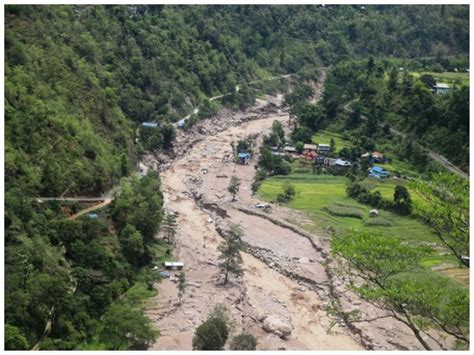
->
[145,93,446,350]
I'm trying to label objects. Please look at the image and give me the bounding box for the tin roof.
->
[142,122,158,128]
[371,166,388,173]
[335,159,351,166]
[164,262,184,267]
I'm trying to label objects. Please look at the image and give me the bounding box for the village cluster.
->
[238,141,391,179]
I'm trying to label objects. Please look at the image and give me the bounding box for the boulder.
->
[262,315,292,339]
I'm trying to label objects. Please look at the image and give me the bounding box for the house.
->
[315,156,325,165]
[324,157,338,166]
[177,118,187,128]
[371,151,385,163]
[334,159,351,167]
[164,261,184,271]
[283,146,298,157]
[369,209,379,217]
[433,83,449,94]
[369,166,390,179]
[87,213,98,219]
[303,144,317,152]
[141,122,159,128]
[361,151,386,163]
[301,150,317,160]
[237,152,251,164]
[317,144,331,156]
[271,146,284,156]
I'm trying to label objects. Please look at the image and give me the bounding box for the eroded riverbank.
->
[144,93,442,350]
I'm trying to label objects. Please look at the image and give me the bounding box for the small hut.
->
[163,261,184,271]
[369,209,379,218]
[237,152,251,164]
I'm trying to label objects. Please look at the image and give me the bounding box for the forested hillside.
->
[320,58,469,172]
[5,5,469,197]
[4,5,469,350]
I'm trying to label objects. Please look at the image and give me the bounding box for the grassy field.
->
[381,159,423,177]
[360,177,424,204]
[410,71,469,86]
[258,174,437,243]
[312,130,354,151]
[257,174,456,269]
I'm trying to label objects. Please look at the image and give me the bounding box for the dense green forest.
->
[5,172,164,349]
[4,5,469,350]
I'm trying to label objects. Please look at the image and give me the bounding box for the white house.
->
[433,83,449,94]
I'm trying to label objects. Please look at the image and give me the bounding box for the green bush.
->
[229,333,257,350]
[276,183,296,203]
[4,324,29,350]
[192,305,229,350]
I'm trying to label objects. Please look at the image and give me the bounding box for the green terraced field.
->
[312,130,354,152]
[360,177,424,205]
[411,71,469,86]
[258,174,438,246]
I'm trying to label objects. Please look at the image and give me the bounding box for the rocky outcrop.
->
[262,315,292,339]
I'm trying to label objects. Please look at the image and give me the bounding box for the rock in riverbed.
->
[262,315,292,339]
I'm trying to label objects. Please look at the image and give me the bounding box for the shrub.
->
[295,141,304,153]
[229,333,257,350]
[192,305,229,350]
[192,318,227,350]
[276,183,296,203]
[251,169,267,194]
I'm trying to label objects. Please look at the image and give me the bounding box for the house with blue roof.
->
[237,152,251,165]
[369,166,390,179]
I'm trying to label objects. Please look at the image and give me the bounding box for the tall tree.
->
[161,124,176,149]
[410,173,469,267]
[177,272,186,305]
[331,230,469,350]
[99,302,159,350]
[393,185,412,215]
[218,224,244,285]
[272,120,285,144]
[227,176,241,202]
[330,137,336,155]
[387,67,399,92]
[162,212,177,245]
